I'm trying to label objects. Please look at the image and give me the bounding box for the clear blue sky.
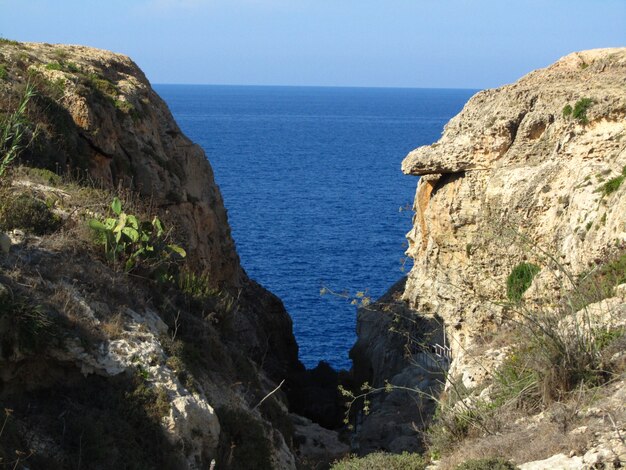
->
[1,0,624,89]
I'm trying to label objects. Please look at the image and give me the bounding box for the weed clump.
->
[506,263,540,302]
[562,104,572,118]
[454,458,518,470]
[0,192,60,235]
[331,452,428,470]
[0,37,19,46]
[0,288,59,353]
[572,98,593,123]
[598,165,626,196]
[562,98,593,124]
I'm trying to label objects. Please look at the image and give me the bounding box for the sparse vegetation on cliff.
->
[598,165,626,196]
[0,83,35,177]
[563,97,593,124]
[0,42,305,469]
[505,262,540,302]
[331,451,427,470]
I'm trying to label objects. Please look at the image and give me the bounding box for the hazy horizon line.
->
[152,82,483,91]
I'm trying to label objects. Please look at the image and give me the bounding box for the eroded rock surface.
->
[402,48,626,360]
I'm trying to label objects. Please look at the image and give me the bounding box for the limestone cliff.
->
[0,41,337,469]
[349,48,626,468]
[402,47,626,361]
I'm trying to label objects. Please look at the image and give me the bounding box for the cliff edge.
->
[0,41,346,469]
[347,48,626,469]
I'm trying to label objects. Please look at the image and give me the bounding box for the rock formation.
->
[0,41,347,469]
[350,48,626,467]
[401,48,626,359]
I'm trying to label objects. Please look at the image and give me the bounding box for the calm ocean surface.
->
[155,85,475,370]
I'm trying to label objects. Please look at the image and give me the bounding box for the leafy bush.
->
[331,452,428,470]
[454,458,518,470]
[506,263,540,302]
[0,193,61,235]
[572,98,593,124]
[89,197,186,273]
[562,104,572,118]
[0,64,7,80]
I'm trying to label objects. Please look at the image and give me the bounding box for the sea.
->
[155,85,476,370]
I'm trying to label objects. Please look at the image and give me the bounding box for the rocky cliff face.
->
[402,47,626,360]
[349,48,626,467]
[0,41,340,469]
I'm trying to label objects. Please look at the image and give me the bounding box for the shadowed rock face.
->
[0,41,319,469]
[0,40,302,381]
[401,48,626,359]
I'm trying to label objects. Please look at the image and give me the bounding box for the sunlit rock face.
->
[402,48,626,360]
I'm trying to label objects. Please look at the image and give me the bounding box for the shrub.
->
[0,37,19,45]
[454,458,518,470]
[45,61,63,71]
[331,452,428,470]
[0,64,6,80]
[496,250,626,406]
[562,104,572,118]
[572,98,593,124]
[506,263,540,302]
[0,193,61,235]
[0,288,58,353]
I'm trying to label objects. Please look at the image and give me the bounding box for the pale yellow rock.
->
[401,48,626,362]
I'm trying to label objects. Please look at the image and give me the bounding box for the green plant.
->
[562,104,572,118]
[598,166,626,196]
[572,98,593,124]
[331,452,428,470]
[0,192,61,235]
[45,61,63,71]
[88,197,186,272]
[0,64,7,80]
[495,251,626,406]
[177,268,216,300]
[0,37,19,45]
[506,263,540,302]
[0,289,58,353]
[0,84,35,177]
[454,458,518,470]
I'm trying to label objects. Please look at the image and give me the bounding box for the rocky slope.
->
[349,48,626,468]
[0,41,348,469]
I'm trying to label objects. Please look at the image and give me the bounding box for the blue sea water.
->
[155,85,475,370]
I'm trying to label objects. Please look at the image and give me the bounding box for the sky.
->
[1,0,625,89]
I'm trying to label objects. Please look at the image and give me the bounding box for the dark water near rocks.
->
[156,85,475,370]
